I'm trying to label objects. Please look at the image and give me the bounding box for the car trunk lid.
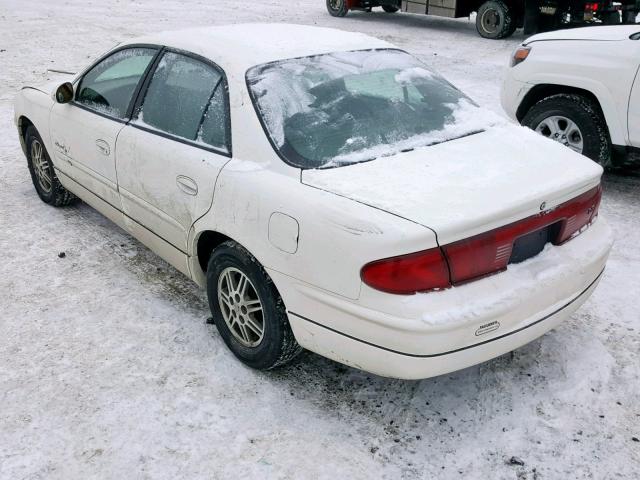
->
[301,125,603,246]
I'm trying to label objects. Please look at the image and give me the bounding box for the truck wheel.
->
[25,126,76,207]
[382,5,399,12]
[206,241,302,370]
[476,0,515,39]
[327,0,349,17]
[522,94,612,166]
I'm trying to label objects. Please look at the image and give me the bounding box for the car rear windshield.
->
[246,49,490,169]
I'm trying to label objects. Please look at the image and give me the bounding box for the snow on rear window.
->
[247,49,498,169]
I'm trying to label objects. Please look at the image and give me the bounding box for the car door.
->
[115,50,232,262]
[49,46,159,211]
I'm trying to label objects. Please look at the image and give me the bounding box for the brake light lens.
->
[360,247,450,295]
[361,185,602,295]
[510,46,531,67]
[585,2,600,12]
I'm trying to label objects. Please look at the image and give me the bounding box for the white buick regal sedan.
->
[14,24,613,379]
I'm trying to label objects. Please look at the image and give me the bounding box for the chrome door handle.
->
[176,175,198,196]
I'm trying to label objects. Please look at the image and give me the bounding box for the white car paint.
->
[14,24,613,379]
[501,25,640,149]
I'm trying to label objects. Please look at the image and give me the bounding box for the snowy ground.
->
[1,1,639,478]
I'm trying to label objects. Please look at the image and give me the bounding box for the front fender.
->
[13,87,56,156]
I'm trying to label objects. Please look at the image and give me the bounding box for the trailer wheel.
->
[327,0,349,17]
[382,5,400,12]
[476,0,515,39]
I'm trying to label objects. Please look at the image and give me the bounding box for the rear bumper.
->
[270,217,612,379]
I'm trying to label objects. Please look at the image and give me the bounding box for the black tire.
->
[382,5,399,13]
[476,0,515,39]
[521,94,612,166]
[326,0,349,17]
[206,241,302,370]
[24,126,76,207]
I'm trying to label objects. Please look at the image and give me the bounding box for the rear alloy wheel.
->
[522,94,612,166]
[327,0,349,17]
[206,241,302,370]
[476,0,516,39]
[25,126,76,207]
[217,267,265,348]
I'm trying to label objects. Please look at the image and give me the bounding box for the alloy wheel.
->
[534,115,584,154]
[217,267,265,347]
[31,139,52,193]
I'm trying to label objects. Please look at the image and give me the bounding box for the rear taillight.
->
[585,2,600,12]
[360,247,450,295]
[443,185,601,284]
[361,185,602,295]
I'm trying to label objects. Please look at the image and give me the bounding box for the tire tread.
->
[207,240,302,370]
[25,126,76,207]
[476,0,515,39]
[522,93,611,166]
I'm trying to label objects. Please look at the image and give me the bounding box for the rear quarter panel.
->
[190,160,438,300]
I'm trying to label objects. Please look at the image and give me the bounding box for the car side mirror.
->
[55,82,74,104]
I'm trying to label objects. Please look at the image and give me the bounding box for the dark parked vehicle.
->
[326,0,639,39]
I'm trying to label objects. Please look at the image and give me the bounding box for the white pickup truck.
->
[501,25,640,167]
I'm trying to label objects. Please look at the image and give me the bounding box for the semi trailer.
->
[326,0,639,39]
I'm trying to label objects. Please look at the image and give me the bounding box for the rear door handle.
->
[176,175,198,196]
[95,139,110,156]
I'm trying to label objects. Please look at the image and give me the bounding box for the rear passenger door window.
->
[76,47,157,119]
[133,51,230,154]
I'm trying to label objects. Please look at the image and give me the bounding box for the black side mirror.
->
[55,82,74,104]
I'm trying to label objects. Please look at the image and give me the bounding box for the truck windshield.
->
[246,49,492,169]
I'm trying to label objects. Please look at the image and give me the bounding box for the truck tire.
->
[522,94,612,166]
[382,5,400,12]
[327,0,349,17]
[476,0,515,39]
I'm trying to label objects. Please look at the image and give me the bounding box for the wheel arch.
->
[191,229,272,289]
[194,230,234,278]
[516,83,624,145]
[17,115,35,154]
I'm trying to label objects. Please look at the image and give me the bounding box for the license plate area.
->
[509,223,560,264]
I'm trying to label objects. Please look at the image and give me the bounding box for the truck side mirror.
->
[55,82,74,104]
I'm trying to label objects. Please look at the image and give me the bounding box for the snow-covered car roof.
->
[125,24,393,76]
